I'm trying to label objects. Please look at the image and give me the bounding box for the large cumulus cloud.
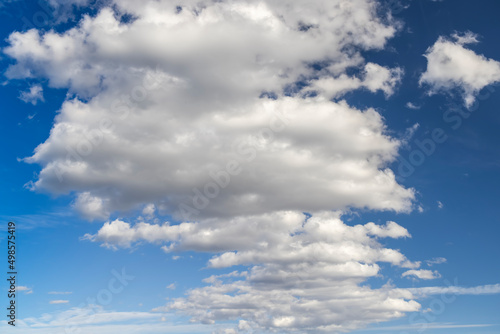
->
[3,0,425,332]
[5,0,413,220]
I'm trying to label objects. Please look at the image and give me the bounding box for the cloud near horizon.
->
[84,211,425,332]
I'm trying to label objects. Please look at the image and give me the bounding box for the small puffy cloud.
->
[49,300,69,304]
[142,204,155,217]
[166,283,176,290]
[437,201,444,209]
[364,220,411,238]
[312,62,404,98]
[17,286,33,294]
[405,102,420,110]
[402,269,441,280]
[19,84,44,105]
[420,32,500,107]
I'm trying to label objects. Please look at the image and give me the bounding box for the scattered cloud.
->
[0,212,72,230]
[166,283,176,290]
[363,323,493,331]
[437,201,444,209]
[17,305,184,330]
[402,269,441,280]
[420,32,500,107]
[426,257,447,266]
[311,62,404,98]
[17,286,33,294]
[407,283,500,297]
[49,300,69,304]
[18,84,44,105]
[142,204,156,218]
[48,291,73,295]
[405,102,421,110]
[402,123,420,144]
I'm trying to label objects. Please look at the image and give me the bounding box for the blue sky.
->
[0,0,499,333]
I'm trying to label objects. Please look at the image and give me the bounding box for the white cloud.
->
[311,62,403,98]
[402,269,441,280]
[1,305,208,334]
[407,284,500,297]
[25,305,157,327]
[364,220,411,239]
[437,201,444,209]
[363,323,493,331]
[5,0,414,222]
[405,102,420,110]
[88,211,422,332]
[402,123,420,146]
[426,257,446,266]
[420,32,500,107]
[142,203,156,217]
[17,286,33,294]
[1,1,431,332]
[49,300,69,304]
[19,84,44,105]
[73,192,110,221]
[48,291,73,295]
[166,283,176,290]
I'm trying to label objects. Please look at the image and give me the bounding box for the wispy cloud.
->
[17,286,33,294]
[1,306,208,334]
[364,322,494,331]
[0,212,74,230]
[408,284,500,297]
[49,300,69,304]
[426,257,447,266]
